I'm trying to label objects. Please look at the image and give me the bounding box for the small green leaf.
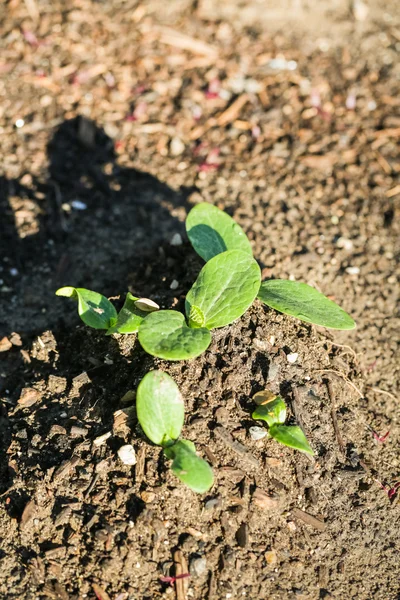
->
[164,439,214,493]
[258,279,355,330]
[252,396,287,427]
[138,310,211,360]
[136,370,184,446]
[56,286,117,329]
[269,424,314,455]
[107,292,147,335]
[185,250,261,329]
[186,203,253,261]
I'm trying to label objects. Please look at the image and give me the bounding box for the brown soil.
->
[0,1,399,599]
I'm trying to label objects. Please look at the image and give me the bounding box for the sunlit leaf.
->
[164,439,214,493]
[252,395,287,427]
[138,310,211,360]
[56,286,117,329]
[107,292,147,335]
[258,279,355,330]
[186,202,253,261]
[269,424,314,455]
[186,250,261,329]
[136,370,184,446]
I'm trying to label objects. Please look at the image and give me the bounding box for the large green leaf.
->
[136,370,184,446]
[258,280,355,330]
[107,292,147,335]
[56,286,117,329]
[186,202,253,261]
[269,424,314,455]
[252,396,287,427]
[185,250,261,329]
[138,310,211,360]
[164,439,214,493]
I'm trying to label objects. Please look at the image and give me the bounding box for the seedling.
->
[56,202,354,361]
[136,370,214,493]
[252,390,314,455]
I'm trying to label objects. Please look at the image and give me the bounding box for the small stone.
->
[0,337,12,352]
[140,491,156,503]
[170,136,185,156]
[204,497,222,510]
[287,521,297,532]
[345,266,360,275]
[118,444,137,466]
[170,233,183,246]
[93,432,112,447]
[49,424,67,437]
[70,426,88,438]
[190,556,207,577]
[287,352,298,364]
[71,199,87,210]
[170,279,179,290]
[9,332,22,346]
[249,426,268,441]
[18,387,40,407]
[265,549,277,565]
[336,237,353,251]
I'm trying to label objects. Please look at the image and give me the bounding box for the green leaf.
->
[55,286,117,329]
[258,280,356,330]
[164,439,214,493]
[107,292,147,335]
[185,250,261,329]
[186,202,253,261]
[136,370,184,446]
[269,424,314,455]
[138,310,211,360]
[252,396,287,427]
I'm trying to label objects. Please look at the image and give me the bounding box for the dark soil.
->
[0,1,399,599]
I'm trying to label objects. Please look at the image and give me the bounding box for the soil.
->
[0,1,399,599]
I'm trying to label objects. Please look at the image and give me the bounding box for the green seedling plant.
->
[136,370,214,493]
[56,202,355,361]
[252,390,314,455]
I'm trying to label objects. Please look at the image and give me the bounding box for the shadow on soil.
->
[0,116,196,494]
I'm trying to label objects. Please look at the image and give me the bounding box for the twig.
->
[368,387,397,401]
[291,507,326,531]
[316,369,364,398]
[325,379,346,455]
[173,550,189,600]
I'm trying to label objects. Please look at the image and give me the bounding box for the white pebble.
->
[346,266,360,275]
[118,444,137,466]
[71,200,87,211]
[93,431,112,447]
[9,268,18,276]
[249,426,268,441]
[15,118,25,128]
[287,352,298,364]
[170,279,179,290]
[170,233,183,246]
[170,137,185,156]
[336,237,353,250]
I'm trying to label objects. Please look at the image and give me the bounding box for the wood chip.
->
[155,26,218,58]
[20,499,37,528]
[217,94,250,126]
[53,455,80,482]
[252,488,281,510]
[214,426,260,468]
[291,507,326,531]
[92,583,111,600]
[174,549,189,600]
[18,387,40,407]
[385,184,400,197]
[135,445,146,483]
